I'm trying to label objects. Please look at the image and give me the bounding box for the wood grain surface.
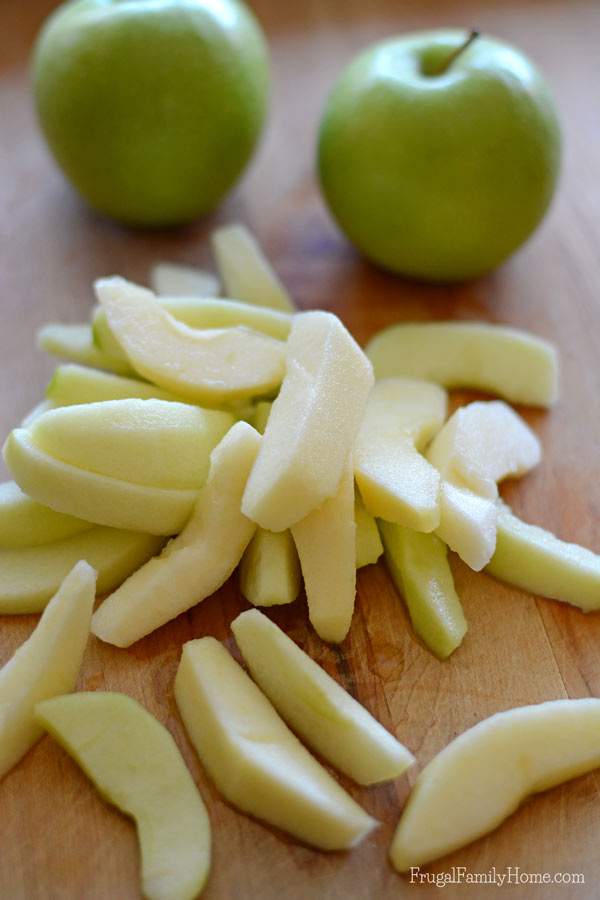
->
[2,1,600,898]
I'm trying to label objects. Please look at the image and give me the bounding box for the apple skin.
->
[318,30,561,282]
[32,0,269,227]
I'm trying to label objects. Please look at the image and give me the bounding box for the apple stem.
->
[432,30,480,75]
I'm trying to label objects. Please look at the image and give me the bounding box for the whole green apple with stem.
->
[318,30,561,282]
[32,0,269,227]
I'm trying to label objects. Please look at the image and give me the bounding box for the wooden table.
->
[2,1,600,897]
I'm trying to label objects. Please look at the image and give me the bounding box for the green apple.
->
[318,30,561,282]
[390,699,600,871]
[32,0,269,226]
[0,561,95,779]
[36,692,211,900]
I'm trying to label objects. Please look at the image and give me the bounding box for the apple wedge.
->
[355,496,383,568]
[292,459,356,643]
[0,526,162,614]
[487,504,600,611]
[38,322,135,376]
[92,422,260,647]
[239,528,301,607]
[46,364,179,406]
[30,399,233,491]
[242,311,374,531]
[251,400,272,434]
[21,400,56,428]
[355,378,447,531]
[35,692,210,900]
[435,482,498,572]
[0,561,95,779]
[175,637,377,849]
[0,481,92,549]
[4,429,198,535]
[390,699,600,871]
[151,261,220,297]
[427,400,540,499]
[212,223,295,311]
[366,321,558,408]
[379,521,467,659]
[95,277,286,406]
[233,609,414,784]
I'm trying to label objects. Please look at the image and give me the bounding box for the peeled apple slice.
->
[3,429,198,536]
[390,699,600,871]
[0,561,95,779]
[175,637,377,850]
[212,223,295,311]
[35,692,211,900]
[92,422,260,647]
[30,399,233,491]
[366,321,558,408]
[379,521,467,659]
[292,459,356,643]
[355,496,383,569]
[0,526,162,615]
[427,400,541,499]
[354,378,447,532]
[21,400,56,428]
[0,481,92,549]
[38,322,135,376]
[242,310,374,531]
[239,528,301,607]
[233,609,415,785]
[487,504,600,611]
[46,364,179,406]
[95,277,286,406]
[435,482,498,572]
[150,261,220,298]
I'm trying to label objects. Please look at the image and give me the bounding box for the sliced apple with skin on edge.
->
[38,322,136,376]
[390,699,600,872]
[212,223,295,311]
[0,527,162,615]
[355,378,447,532]
[29,399,233,491]
[292,458,356,643]
[379,521,467,660]
[175,636,377,850]
[232,609,414,785]
[366,321,558,408]
[92,422,260,647]
[239,528,301,608]
[95,277,286,406]
[487,503,600,611]
[46,364,180,406]
[4,429,198,536]
[0,561,95,779]
[150,261,220,297]
[355,495,383,568]
[35,692,210,900]
[242,310,374,532]
[0,481,93,549]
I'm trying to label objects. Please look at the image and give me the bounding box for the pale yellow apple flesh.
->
[212,223,295,311]
[427,400,541,499]
[46,364,179,406]
[390,699,600,871]
[379,521,467,660]
[150,261,220,297]
[355,495,383,568]
[232,609,415,785]
[95,277,286,406]
[30,399,233,491]
[292,459,356,643]
[435,482,498,572]
[366,321,558,408]
[38,322,135,376]
[0,561,95,779]
[251,400,272,434]
[487,504,600,611]
[0,526,162,614]
[21,400,57,428]
[0,481,92,548]
[175,636,377,849]
[4,429,198,535]
[35,692,211,900]
[355,378,447,531]
[239,528,301,607]
[92,422,260,647]
[242,310,374,531]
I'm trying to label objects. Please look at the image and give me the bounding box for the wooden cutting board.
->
[2,1,600,897]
